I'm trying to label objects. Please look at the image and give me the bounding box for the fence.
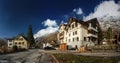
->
[86,45,120,52]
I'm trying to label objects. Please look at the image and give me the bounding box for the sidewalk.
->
[39,50,120,57]
[74,52,120,57]
[39,53,53,63]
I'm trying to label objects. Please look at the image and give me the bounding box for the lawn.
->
[53,53,120,63]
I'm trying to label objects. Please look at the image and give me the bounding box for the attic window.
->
[72,24,74,29]
[69,34,71,36]
[20,38,23,40]
[75,23,77,27]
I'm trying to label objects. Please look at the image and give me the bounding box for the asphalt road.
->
[0,49,53,63]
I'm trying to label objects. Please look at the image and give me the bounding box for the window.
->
[73,38,74,42]
[88,37,90,41]
[75,23,77,27]
[72,24,74,29]
[19,42,21,44]
[69,34,70,36]
[15,42,17,44]
[19,46,21,48]
[77,37,79,41]
[69,39,70,42]
[19,38,23,40]
[75,31,77,35]
[84,37,86,41]
[9,44,12,45]
[22,42,24,44]
[73,32,74,35]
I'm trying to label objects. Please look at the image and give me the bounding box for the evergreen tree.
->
[97,26,103,45]
[27,25,35,48]
[106,27,113,44]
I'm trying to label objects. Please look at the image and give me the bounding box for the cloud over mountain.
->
[34,0,120,38]
[42,19,58,27]
[83,0,120,21]
[34,19,58,38]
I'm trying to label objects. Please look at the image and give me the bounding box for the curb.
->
[49,54,59,63]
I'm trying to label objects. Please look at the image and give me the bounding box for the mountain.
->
[35,32,59,47]
[99,16,120,32]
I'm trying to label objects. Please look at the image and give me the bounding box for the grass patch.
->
[53,53,120,63]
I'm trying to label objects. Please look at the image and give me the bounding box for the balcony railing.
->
[59,36,64,39]
[87,33,98,38]
[88,26,98,32]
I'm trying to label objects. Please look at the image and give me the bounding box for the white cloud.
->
[73,8,83,15]
[34,19,58,38]
[42,19,57,27]
[84,0,120,21]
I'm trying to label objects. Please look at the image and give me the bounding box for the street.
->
[0,49,53,63]
[0,49,119,63]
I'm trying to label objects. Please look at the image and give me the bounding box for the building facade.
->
[14,35,30,49]
[57,17,99,50]
[7,35,30,49]
[7,39,14,48]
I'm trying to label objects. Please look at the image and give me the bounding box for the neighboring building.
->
[113,31,120,45]
[57,17,99,50]
[7,38,14,48]
[14,35,30,49]
[43,43,52,49]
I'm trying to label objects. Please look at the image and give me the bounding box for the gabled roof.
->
[6,38,14,40]
[58,17,99,31]
[58,24,67,29]
[86,18,98,23]
[68,17,84,25]
[14,34,28,41]
[86,18,99,26]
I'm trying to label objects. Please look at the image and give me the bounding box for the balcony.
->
[88,26,98,32]
[59,36,64,39]
[87,33,98,38]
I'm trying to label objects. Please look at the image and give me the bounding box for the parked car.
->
[44,47,56,50]
[68,48,76,50]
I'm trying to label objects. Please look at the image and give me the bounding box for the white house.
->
[7,38,14,48]
[57,17,99,50]
[43,43,52,49]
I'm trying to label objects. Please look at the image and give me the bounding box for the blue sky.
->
[0,0,119,38]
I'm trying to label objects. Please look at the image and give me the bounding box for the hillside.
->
[35,32,59,47]
[99,16,120,32]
